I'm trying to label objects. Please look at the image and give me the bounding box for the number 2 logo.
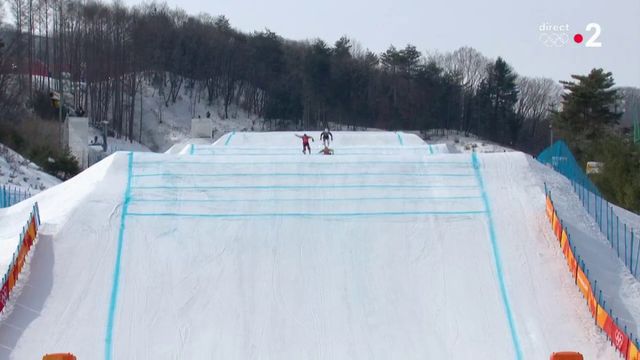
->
[585,23,602,47]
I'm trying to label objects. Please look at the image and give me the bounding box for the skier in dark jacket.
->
[320,128,333,146]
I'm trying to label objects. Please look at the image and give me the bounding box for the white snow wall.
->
[0,132,619,359]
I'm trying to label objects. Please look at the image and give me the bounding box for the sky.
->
[126,0,637,87]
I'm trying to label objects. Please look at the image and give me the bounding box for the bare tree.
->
[617,87,640,128]
[515,76,562,139]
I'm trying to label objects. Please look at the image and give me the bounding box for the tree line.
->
[0,0,571,153]
[553,69,640,212]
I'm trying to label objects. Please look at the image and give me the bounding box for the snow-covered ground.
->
[0,131,623,359]
[137,83,263,152]
[87,126,151,154]
[539,160,640,338]
[423,131,514,153]
[611,203,640,238]
[0,144,61,194]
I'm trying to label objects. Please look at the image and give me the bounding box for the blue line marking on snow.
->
[189,144,195,155]
[428,144,434,154]
[105,152,133,360]
[471,152,522,360]
[224,131,236,146]
[192,145,430,150]
[130,184,479,191]
[129,195,483,204]
[126,210,486,219]
[131,172,474,178]
[396,132,404,145]
[133,160,471,166]
[190,152,434,157]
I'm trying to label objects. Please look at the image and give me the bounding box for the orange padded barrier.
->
[550,352,583,360]
[42,353,76,360]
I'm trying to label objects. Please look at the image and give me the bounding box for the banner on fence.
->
[0,203,41,314]
[545,190,640,359]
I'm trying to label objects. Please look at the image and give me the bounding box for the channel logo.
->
[538,22,602,48]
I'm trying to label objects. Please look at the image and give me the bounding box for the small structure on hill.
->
[191,117,213,138]
[67,117,89,169]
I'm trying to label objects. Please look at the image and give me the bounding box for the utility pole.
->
[58,0,64,149]
[634,113,639,144]
[139,86,143,143]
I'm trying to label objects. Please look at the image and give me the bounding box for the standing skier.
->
[295,133,314,154]
[320,128,333,146]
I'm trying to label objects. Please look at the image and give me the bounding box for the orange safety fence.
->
[545,189,638,359]
[0,203,41,314]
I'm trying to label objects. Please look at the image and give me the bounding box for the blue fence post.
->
[624,224,627,264]
[617,215,621,259]
[607,203,611,245]
[609,206,626,258]
[611,214,620,262]
[634,231,639,276]
[599,195,603,231]
[587,187,590,213]
[631,234,635,274]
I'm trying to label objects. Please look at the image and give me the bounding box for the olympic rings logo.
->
[539,32,569,47]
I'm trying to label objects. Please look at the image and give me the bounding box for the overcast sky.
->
[128,0,640,86]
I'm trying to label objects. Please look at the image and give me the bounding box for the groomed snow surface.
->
[0,131,620,359]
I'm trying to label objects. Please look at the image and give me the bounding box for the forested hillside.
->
[0,0,638,209]
[0,0,573,152]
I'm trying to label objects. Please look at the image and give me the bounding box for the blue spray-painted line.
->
[192,145,431,150]
[130,184,479,190]
[131,172,474,178]
[396,132,404,145]
[224,131,236,146]
[189,144,195,155]
[126,209,486,219]
[105,152,134,360]
[471,152,522,360]
[129,195,483,204]
[189,152,434,157]
[428,144,434,154]
[133,160,472,166]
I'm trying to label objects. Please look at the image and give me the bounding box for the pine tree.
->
[474,57,518,143]
[555,68,621,141]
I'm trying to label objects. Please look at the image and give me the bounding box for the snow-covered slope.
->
[0,132,620,359]
[0,144,61,193]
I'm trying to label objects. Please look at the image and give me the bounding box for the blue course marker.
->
[224,131,236,146]
[126,210,486,219]
[189,144,195,155]
[396,132,404,146]
[105,152,134,360]
[131,172,474,178]
[130,195,483,204]
[133,160,471,166]
[428,144,434,154]
[130,184,479,191]
[471,152,522,360]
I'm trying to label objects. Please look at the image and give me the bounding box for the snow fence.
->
[0,203,41,315]
[545,189,638,359]
[0,185,31,208]
[538,140,640,280]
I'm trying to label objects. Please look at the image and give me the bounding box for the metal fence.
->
[0,185,32,208]
[573,180,640,278]
[537,140,600,196]
[538,140,640,279]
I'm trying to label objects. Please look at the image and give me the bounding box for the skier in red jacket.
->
[295,133,314,154]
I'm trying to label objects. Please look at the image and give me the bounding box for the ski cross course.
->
[0,132,618,359]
